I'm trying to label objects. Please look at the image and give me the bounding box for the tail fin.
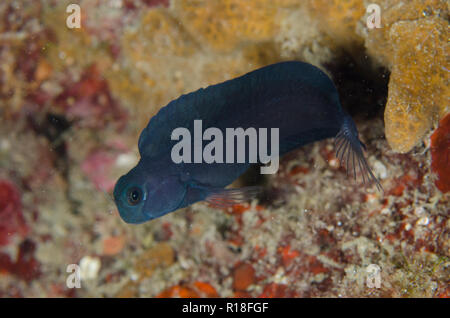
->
[334,116,383,191]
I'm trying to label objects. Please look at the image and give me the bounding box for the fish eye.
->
[126,186,143,206]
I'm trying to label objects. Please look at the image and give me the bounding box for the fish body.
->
[114,61,380,224]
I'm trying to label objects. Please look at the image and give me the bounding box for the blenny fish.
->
[114,61,381,224]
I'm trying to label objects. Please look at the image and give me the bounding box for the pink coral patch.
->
[430,113,450,193]
[0,181,29,246]
[81,149,117,192]
[142,0,170,7]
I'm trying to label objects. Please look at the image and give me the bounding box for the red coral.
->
[289,165,309,176]
[388,173,423,197]
[0,181,28,246]
[254,245,267,258]
[192,281,219,298]
[122,0,170,10]
[157,285,197,298]
[141,0,170,7]
[233,262,255,291]
[0,253,13,274]
[430,113,450,193]
[304,255,329,275]
[0,239,41,283]
[55,64,127,129]
[157,281,218,298]
[13,239,41,282]
[278,245,300,268]
[259,283,299,298]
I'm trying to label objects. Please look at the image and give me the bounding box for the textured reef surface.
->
[0,0,448,297]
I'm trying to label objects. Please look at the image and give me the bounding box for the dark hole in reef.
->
[324,47,390,120]
[237,49,390,206]
[28,113,71,160]
[30,113,82,214]
[27,112,73,207]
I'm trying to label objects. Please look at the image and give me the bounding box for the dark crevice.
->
[28,113,70,174]
[324,47,390,120]
[27,112,80,214]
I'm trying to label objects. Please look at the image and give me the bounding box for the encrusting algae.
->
[361,0,449,153]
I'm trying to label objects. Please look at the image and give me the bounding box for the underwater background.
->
[0,0,448,297]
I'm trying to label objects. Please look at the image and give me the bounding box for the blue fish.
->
[114,61,381,224]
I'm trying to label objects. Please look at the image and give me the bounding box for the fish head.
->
[113,161,186,224]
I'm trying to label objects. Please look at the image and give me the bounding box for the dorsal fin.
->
[138,86,221,159]
[138,61,340,160]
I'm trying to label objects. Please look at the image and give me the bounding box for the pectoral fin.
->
[204,186,262,208]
